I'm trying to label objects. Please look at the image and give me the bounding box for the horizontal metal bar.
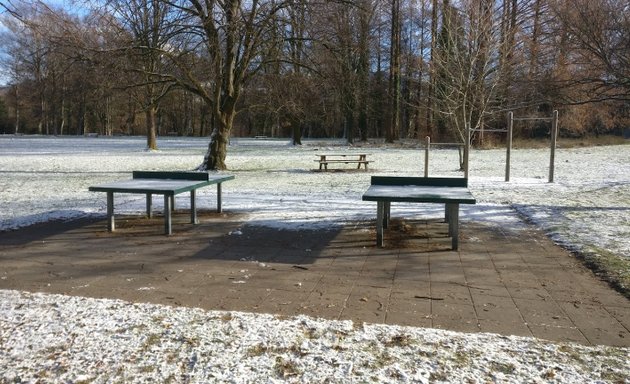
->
[427,142,465,147]
[512,117,553,121]
[469,129,508,133]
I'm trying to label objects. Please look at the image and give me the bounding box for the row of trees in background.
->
[0,0,628,169]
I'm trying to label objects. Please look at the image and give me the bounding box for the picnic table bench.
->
[315,153,370,171]
[362,176,476,250]
[89,171,235,235]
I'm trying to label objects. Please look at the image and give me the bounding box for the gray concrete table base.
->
[92,173,234,235]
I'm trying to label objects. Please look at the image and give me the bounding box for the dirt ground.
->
[1,210,628,347]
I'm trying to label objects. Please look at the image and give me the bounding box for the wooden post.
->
[549,110,558,183]
[424,136,430,177]
[506,112,513,182]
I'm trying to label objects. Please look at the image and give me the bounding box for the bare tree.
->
[0,0,21,19]
[0,98,7,133]
[163,0,287,170]
[386,0,401,142]
[3,0,629,142]
[307,1,372,144]
[425,0,439,138]
[101,0,181,149]
[1,3,53,134]
[431,0,513,147]
[551,0,630,103]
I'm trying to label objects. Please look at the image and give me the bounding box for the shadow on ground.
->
[0,211,629,347]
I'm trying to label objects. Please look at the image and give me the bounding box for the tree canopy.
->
[1,0,628,168]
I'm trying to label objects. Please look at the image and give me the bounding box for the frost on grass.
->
[1,137,629,381]
[1,137,627,265]
[2,136,627,289]
[1,290,629,383]
[0,136,630,259]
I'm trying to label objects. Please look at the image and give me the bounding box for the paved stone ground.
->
[0,211,628,347]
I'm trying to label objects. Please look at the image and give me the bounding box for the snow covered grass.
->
[0,135,629,382]
[1,135,628,288]
[2,290,628,383]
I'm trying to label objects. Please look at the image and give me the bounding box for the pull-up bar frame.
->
[425,110,558,182]
[423,136,465,177]
[463,110,559,182]
[508,110,559,182]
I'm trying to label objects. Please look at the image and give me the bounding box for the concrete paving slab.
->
[0,215,628,347]
[528,324,589,344]
[385,310,432,328]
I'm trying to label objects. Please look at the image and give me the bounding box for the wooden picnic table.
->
[362,176,476,250]
[89,171,234,235]
[315,153,370,171]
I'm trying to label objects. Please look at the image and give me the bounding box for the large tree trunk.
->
[292,124,302,145]
[425,0,439,138]
[199,108,234,170]
[344,105,355,144]
[498,0,517,104]
[146,106,158,150]
[472,0,493,146]
[358,109,368,142]
[202,129,229,170]
[527,0,542,100]
[60,84,65,135]
[14,86,19,134]
[39,96,45,135]
[357,0,371,142]
[387,0,401,143]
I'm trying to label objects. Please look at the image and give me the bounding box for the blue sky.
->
[0,0,89,86]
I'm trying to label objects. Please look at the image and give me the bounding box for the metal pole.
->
[549,110,558,183]
[506,112,513,182]
[424,136,430,177]
[464,123,470,179]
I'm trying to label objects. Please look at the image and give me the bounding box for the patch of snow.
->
[1,135,629,381]
[2,136,628,264]
[1,290,627,383]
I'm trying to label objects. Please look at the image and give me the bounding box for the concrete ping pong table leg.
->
[376,201,384,247]
[217,183,223,213]
[190,189,197,224]
[164,194,172,235]
[107,191,115,231]
[446,203,460,250]
[146,194,153,218]
[146,193,172,218]
[376,201,391,247]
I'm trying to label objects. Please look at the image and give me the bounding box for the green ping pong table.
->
[362,176,476,250]
[89,171,235,235]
